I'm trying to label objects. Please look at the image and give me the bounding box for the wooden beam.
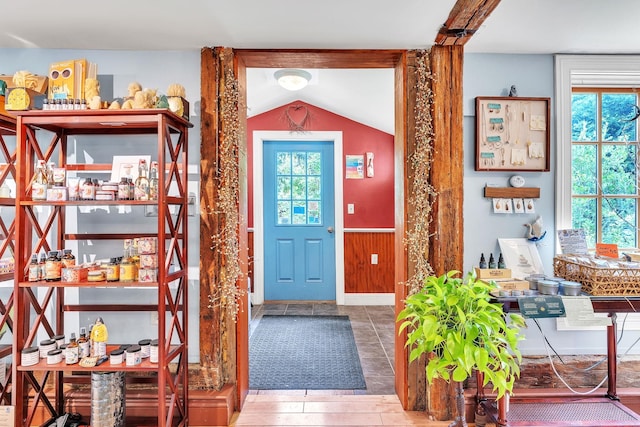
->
[426,44,465,420]
[435,0,502,45]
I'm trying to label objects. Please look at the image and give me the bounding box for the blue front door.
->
[263,141,336,301]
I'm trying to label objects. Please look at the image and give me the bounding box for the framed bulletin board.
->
[475,96,550,171]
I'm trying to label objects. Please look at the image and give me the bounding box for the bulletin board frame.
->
[475,96,551,172]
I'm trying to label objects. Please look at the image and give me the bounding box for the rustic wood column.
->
[426,44,465,421]
[199,46,240,389]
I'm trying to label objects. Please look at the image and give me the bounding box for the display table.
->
[477,295,640,426]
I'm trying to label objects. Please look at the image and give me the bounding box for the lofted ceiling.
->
[3,0,640,133]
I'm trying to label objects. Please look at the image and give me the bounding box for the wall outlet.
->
[150,312,158,325]
[371,254,378,264]
[347,203,355,214]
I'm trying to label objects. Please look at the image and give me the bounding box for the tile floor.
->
[249,303,397,395]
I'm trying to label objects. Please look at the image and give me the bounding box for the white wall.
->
[0,48,202,362]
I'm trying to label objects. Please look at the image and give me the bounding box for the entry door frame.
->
[253,130,345,305]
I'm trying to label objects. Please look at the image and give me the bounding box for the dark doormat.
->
[249,315,367,390]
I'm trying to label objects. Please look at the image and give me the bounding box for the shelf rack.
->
[0,113,16,408]
[12,109,191,426]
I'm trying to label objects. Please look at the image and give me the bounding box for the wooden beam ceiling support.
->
[435,0,501,46]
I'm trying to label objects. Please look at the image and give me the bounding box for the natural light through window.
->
[571,88,639,249]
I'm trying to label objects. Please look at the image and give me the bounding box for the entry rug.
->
[249,315,366,390]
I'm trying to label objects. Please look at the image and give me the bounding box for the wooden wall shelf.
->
[484,187,540,199]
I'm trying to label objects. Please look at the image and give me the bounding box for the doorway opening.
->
[236,49,409,407]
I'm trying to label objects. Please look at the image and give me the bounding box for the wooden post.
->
[199,46,237,390]
[425,44,465,420]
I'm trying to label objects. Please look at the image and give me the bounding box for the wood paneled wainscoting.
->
[247,230,395,296]
[344,230,395,294]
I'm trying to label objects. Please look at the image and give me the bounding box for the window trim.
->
[555,55,640,244]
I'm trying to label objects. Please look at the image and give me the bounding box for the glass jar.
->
[45,251,62,281]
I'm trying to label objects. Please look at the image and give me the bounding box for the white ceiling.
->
[4,0,640,133]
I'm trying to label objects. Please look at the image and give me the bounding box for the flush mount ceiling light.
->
[274,68,311,91]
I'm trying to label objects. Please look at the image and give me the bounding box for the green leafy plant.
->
[398,270,526,399]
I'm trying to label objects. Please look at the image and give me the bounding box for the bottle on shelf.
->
[32,160,48,201]
[45,250,62,282]
[78,327,90,358]
[479,253,487,269]
[118,177,130,200]
[81,177,95,200]
[46,162,55,189]
[120,245,137,283]
[38,253,46,281]
[488,253,496,269]
[66,333,79,365]
[28,254,39,282]
[149,161,159,201]
[134,159,150,201]
[61,249,75,268]
[498,252,506,269]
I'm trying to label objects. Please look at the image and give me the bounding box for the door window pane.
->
[275,150,323,226]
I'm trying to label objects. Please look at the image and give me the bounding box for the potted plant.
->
[398,270,525,427]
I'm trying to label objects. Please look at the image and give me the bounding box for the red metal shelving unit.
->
[12,109,191,426]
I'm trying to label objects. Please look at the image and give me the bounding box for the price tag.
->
[596,243,618,259]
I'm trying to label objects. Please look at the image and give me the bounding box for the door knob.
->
[327,226,334,234]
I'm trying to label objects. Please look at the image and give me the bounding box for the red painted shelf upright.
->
[0,113,17,408]
[11,110,192,426]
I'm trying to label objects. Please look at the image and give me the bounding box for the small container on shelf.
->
[109,348,124,365]
[125,344,142,366]
[39,339,56,359]
[46,349,62,364]
[21,347,39,367]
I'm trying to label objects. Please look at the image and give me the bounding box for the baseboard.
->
[34,384,237,426]
[343,293,394,305]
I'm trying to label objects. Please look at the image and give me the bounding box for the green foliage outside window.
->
[571,90,639,248]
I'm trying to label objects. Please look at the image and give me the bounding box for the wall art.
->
[475,96,550,172]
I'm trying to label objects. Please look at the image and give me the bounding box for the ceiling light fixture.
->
[274,69,311,91]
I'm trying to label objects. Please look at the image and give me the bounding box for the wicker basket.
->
[554,255,640,295]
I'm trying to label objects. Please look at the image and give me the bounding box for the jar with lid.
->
[78,327,90,358]
[81,177,95,200]
[28,254,40,282]
[106,258,120,282]
[118,177,130,200]
[65,333,79,364]
[45,251,62,282]
[61,249,75,268]
[120,248,136,282]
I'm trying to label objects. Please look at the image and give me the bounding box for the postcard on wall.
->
[345,154,364,179]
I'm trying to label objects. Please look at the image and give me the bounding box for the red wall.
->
[247,101,394,229]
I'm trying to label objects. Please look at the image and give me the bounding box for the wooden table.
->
[478,295,640,426]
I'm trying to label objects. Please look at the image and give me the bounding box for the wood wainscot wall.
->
[247,230,395,295]
[344,231,395,293]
